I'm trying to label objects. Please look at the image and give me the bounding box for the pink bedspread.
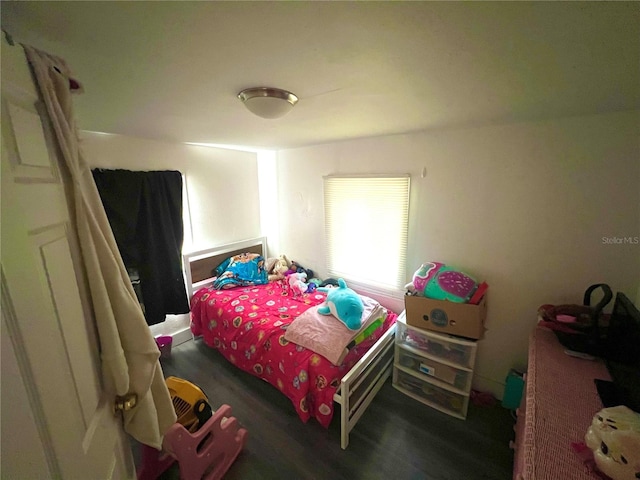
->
[190,279,397,427]
[514,326,610,480]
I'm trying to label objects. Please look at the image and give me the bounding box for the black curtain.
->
[92,169,190,325]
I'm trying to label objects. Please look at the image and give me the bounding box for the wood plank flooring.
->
[146,338,515,480]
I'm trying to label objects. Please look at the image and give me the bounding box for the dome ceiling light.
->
[237,87,298,119]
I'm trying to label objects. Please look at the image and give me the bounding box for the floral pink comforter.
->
[190,279,396,427]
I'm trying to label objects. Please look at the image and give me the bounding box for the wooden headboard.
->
[182,237,267,299]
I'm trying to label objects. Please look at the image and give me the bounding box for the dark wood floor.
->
[146,338,515,480]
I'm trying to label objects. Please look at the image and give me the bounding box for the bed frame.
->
[182,237,396,449]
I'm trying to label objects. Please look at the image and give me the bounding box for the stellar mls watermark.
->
[602,236,639,245]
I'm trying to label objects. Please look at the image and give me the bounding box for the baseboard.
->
[472,374,506,402]
[172,326,193,347]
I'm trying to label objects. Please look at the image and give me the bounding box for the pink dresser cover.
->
[513,326,611,480]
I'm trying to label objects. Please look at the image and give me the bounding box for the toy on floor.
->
[405,262,478,303]
[318,278,364,330]
[137,405,248,480]
[165,376,209,432]
[137,378,248,480]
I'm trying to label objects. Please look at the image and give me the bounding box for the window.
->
[323,175,410,290]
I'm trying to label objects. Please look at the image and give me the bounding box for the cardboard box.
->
[404,294,487,340]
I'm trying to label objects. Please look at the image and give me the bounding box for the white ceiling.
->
[2,1,639,150]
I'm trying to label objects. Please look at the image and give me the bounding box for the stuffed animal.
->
[320,278,339,288]
[405,261,478,303]
[306,277,323,293]
[267,254,290,282]
[288,272,308,296]
[585,405,640,480]
[318,278,364,330]
[287,260,314,280]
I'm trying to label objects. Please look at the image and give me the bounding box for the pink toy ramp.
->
[137,404,248,480]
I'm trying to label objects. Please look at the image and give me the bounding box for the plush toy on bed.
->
[306,277,323,294]
[266,255,290,282]
[286,261,314,280]
[288,272,308,296]
[318,278,364,330]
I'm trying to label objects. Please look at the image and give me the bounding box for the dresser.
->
[512,326,611,480]
[392,311,478,419]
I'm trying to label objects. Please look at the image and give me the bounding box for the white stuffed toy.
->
[585,405,640,480]
[267,254,290,282]
[288,272,308,296]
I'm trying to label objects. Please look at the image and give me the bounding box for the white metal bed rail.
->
[334,323,396,449]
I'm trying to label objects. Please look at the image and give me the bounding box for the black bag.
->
[538,284,613,356]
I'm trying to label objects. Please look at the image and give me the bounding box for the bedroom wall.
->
[275,109,640,398]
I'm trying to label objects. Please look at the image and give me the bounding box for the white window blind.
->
[323,175,410,290]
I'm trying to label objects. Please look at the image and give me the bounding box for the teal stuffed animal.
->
[318,278,364,330]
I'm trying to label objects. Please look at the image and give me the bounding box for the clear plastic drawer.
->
[396,348,471,391]
[397,320,476,370]
[394,369,469,418]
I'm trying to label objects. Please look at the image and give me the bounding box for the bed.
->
[183,237,397,449]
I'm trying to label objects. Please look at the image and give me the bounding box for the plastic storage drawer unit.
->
[393,311,479,420]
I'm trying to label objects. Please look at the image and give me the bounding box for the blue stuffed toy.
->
[318,278,364,330]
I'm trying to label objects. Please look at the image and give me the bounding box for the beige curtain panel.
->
[23,44,176,450]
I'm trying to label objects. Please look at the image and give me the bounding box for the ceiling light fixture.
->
[237,87,298,119]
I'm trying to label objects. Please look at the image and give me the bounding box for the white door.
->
[1,39,135,479]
